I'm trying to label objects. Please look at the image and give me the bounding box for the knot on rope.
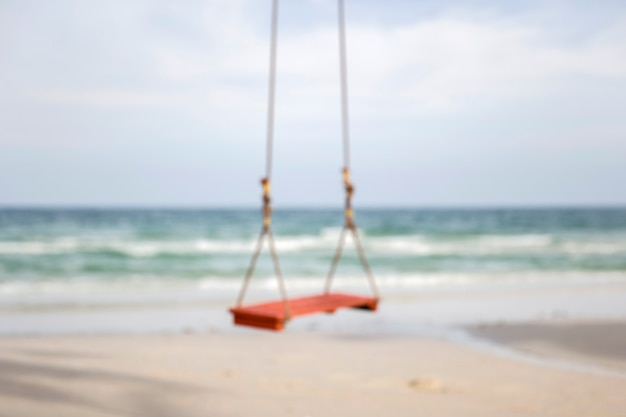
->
[343,168,355,228]
[261,177,272,230]
[343,167,354,196]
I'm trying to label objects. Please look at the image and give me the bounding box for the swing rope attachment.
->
[343,168,355,228]
[262,177,272,231]
[236,176,292,320]
[323,167,379,299]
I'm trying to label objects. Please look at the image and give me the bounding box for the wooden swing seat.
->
[230,292,378,331]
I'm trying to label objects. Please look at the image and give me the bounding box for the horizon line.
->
[1,204,625,211]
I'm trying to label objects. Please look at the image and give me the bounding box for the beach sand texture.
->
[0,330,625,417]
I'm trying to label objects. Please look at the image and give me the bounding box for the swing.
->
[229,0,380,331]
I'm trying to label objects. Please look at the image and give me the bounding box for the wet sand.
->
[469,320,626,374]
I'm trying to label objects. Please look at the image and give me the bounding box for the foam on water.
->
[2,233,626,257]
[1,271,625,298]
[1,208,625,303]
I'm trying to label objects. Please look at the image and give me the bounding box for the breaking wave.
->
[1,233,626,257]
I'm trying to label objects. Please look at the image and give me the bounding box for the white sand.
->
[0,331,625,417]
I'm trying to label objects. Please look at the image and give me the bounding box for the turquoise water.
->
[1,208,625,294]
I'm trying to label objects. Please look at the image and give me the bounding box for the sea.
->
[1,208,625,303]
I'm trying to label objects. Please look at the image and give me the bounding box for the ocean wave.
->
[367,234,551,255]
[2,233,626,257]
[0,239,80,255]
[2,271,625,299]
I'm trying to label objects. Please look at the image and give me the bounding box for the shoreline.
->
[1,281,625,373]
[467,321,626,376]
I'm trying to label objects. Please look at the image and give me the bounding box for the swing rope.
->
[338,0,350,170]
[265,0,279,180]
[324,0,379,300]
[236,0,291,320]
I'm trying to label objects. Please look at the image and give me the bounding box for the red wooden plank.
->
[230,292,378,331]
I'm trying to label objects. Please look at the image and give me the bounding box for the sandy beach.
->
[1,281,626,417]
[0,329,625,417]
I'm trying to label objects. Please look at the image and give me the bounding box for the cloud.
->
[389,16,626,111]
[154,49,208,80]
[13,1,626,119]
[30,89,169,108]
[257,14,626,113]
[147,7,626,118]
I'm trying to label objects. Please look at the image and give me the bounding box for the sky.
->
[1,0,625,207]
